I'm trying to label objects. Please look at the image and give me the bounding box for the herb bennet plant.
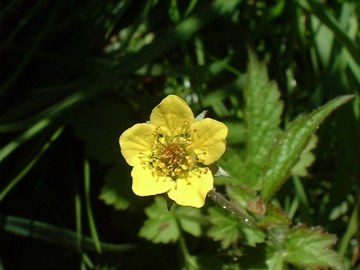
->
[0,1,359,269]
[123,54,352,270]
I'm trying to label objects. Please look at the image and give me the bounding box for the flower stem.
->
[208,189,255,226]
[172,204,198,270]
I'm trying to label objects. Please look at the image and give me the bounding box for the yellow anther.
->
[148,128,199,179]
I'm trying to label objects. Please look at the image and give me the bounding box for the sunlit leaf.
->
[139,197,179,244]
[176,207,203,237]
[261,95,353,202]
[284,226,344,269]
[291,134,318,177]
[207,207,265,248]
[242,52,284,190]
[207,207,240,249]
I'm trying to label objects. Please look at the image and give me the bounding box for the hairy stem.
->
[208,189,255,226]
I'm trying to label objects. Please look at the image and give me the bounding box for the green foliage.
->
[207,207,241,249]
[283,226,343,269]
[99,165,132,210]
[207,207,265,248]
[220,52,284,190]
[242,52,284,190]
[139,197,203,244]
[0,0,359,269]
[260,94,353,202]
[291,134,318,177]
[256,203,290,228]
[266,225,344,270]
[139,197,180,244]
[175,206,203,237]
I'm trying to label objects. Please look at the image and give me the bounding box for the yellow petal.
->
[191,118,228,165]
[150,95,194,135]
[131,165,175,196]
[119,123,155,166]
[167,168,213,208]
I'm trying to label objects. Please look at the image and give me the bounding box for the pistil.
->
[150,132,197,179]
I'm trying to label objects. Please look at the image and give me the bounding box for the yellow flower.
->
[119,95,228,208]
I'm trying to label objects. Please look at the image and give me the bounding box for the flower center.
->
[150,134,196,179]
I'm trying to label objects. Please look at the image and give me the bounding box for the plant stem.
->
[208,189,255,226]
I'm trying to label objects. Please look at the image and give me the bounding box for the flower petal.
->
[150,95,194,135]
[131,165,175,196]
[191,118,228,165]
[167,168,213,208]
[119,123,155,166]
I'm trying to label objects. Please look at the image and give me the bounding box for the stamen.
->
[148,128,199,179]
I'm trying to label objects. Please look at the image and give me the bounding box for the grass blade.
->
[84,158,101,253]
[0,214,136,253]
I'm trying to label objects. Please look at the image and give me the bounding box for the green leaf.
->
[261,95,353,202]
[242,52,283,189]
[176,207,203,237]
[298,0,360,66]
[226,184,255,210]
[224,120,246,145]
[256,203,291,229]
[284,226,344,270]
[241,225,266,247]
[207,207,265,248]
[291,134,318,177]
[139,197,179,244]
[207,207,239,249]
[220,147,252,185]
[266,251,286,270]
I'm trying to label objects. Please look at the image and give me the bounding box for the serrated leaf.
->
[241,225,266,247]
[243,52,283,189]
[266,251,286,270]
[291,134,318,177]
[261,95,353,202]
[284,226,344,270]
[207,207,265,248]
[139,197,179,244]
[256,203,291,229]
[208,207,240,249]
[99,165,132,210]
[176,207,203,237]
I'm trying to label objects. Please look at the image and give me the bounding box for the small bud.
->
[247,196,266,217]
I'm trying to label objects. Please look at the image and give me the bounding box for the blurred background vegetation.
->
[0,0,359,269]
